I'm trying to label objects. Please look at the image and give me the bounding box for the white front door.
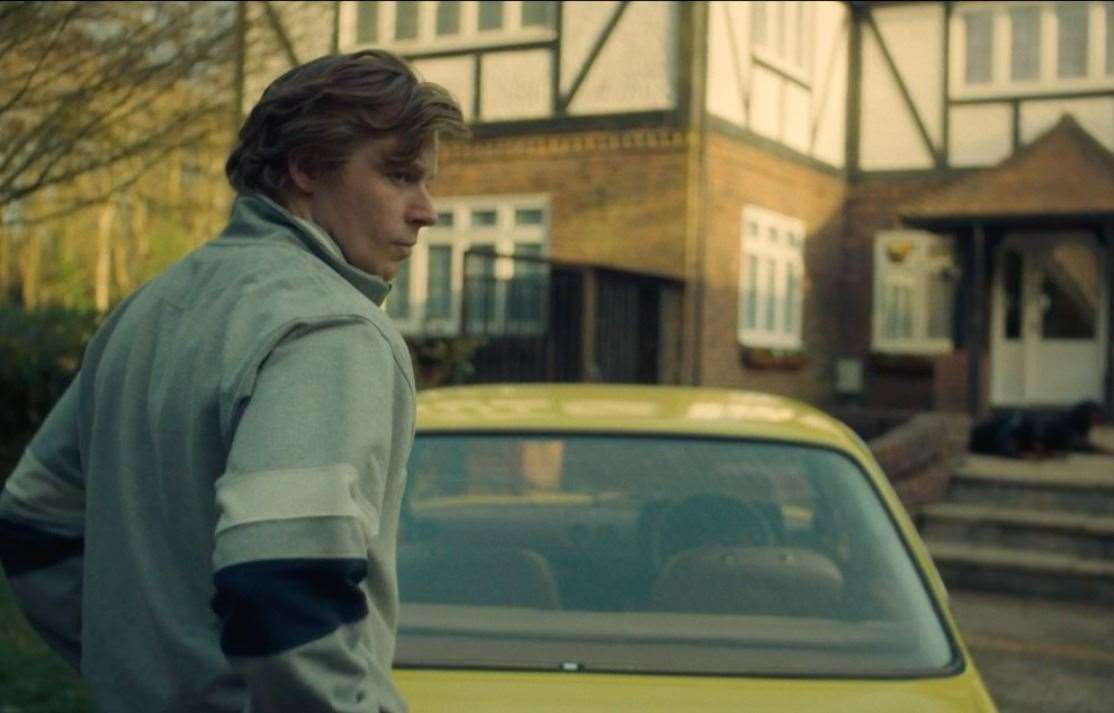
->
[990,233,1108,406]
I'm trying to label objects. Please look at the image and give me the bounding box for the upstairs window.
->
[521,1,556,29]
[750,0,810,77]
[356,2,378,44]
[872,231,958,355]
[394,1,418,41]
[955,2,1114,94]
[1009,6,1040,81]
[436,1,461,36]
[478,1,504,31]
[964,11,993,84]
[738,206,806,351]
[1056,2,1088,78]
[348,1,554,52]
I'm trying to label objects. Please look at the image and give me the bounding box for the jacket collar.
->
[223,193,391,306]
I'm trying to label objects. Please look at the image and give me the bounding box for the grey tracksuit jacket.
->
[0,193,415,712]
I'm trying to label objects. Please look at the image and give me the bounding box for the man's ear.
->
[287,152,317,195]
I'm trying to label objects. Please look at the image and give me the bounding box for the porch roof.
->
[900,116,1114,226]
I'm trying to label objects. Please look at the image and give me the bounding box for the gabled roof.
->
[900,115,1114,224]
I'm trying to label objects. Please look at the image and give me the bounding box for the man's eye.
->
[391,171,417,184]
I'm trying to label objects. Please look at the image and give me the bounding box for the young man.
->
[0,50,466,712]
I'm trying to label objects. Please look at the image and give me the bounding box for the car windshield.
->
[395,433,956,677]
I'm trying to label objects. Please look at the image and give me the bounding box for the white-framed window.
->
[872,231,959,355]
[384,196,549,336]
[737,206,805,351]
[750,0,812,80]
[953,2,1114,97]
[344,1,557,53]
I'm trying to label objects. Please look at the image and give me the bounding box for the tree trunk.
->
[132,193,149,262]
[18,228,42,309]
[95,200,117,313]
[0,227,10,304]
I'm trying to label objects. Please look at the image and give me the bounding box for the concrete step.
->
[919,503,1114,560]
[947,455,1114,514]
[927,541,1114,601]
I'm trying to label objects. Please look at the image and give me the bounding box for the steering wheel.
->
[646,493,780,571]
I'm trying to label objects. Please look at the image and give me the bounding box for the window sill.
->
[739,346,808,371]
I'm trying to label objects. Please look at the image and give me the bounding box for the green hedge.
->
[0,307,101,435]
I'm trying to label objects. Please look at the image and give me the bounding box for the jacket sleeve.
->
[0,379,86,670]
[212,318,413,713]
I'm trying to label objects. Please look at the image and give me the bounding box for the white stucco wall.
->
[566,1,678,115]
[859,25,935,169]
[949,103,1013,166]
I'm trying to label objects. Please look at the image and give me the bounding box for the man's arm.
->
[212,318,412,713]
[0,379,86,670]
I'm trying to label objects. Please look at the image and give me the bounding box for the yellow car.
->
[393,384,997,712]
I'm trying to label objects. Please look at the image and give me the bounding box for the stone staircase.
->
[918,446,1114,602]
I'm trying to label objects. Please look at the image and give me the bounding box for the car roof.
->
[415,383,868,458]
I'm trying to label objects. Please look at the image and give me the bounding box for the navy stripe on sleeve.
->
[212,557,369,657]
[0,518,83,576]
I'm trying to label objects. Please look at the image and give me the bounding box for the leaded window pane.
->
[1057,2,1088,79]
[1106,3,1114,75]
[436,1,460,36]
[515,208,544,226]
[965,11,993,84]
[784,264,798,335]
[356,2,378,43]
[426,245,452,319]
[388,257,410,319]
[466,244,497,332]
[764,258,777,331]
[395,1,419,40]
[521,1,555,28]
[745,254,759,329]
[1010,6,1041,80]
[508,243,545,329]
[479,1,503,31]
[471,209,498,227]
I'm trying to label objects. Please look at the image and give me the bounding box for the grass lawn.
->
[0,566,91,712]
[0,435,91,711]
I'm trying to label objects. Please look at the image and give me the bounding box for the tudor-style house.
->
[272,0,1112,416]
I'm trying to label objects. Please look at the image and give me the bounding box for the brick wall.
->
[438,129,690,281]
[842,174,968,410]
[695,132,846,404]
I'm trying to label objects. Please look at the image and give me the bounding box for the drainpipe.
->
[1106,221,1114,411]
[683,1,708,385]
[968,222,987,416]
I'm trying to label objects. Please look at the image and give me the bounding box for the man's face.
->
[305,135,438,281]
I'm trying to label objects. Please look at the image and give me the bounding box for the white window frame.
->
[737,205,806,351]
[383,195,549,337]
[872,230,958,355]
[750,0,813,84]
[951,1,1114,98]
[340,1,557,54]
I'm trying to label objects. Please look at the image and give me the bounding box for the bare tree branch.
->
[0,1,240,209]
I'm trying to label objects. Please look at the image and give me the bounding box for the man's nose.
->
[409,189,435,228]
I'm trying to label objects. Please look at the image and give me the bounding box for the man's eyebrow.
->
[383,156,435,180]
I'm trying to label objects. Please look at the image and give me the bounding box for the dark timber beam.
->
[846,5,863,178]
[968,223,987,416]
[721,2,750,123]
[1106,222,1114,412]
[558,1,629,113]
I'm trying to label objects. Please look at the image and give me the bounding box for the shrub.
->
[0,306,101,434]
